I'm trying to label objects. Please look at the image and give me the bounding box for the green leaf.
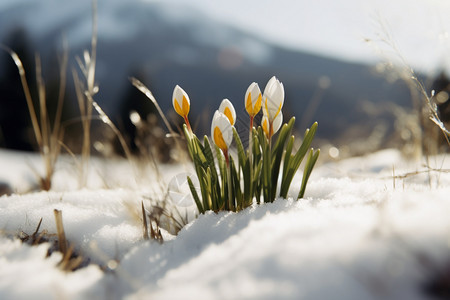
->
[261,135,271,203]
[189,135,207,168]
[230,155,242,211]
[183,125,194,158]
[202,136,221,204]
[203,136,215,167]
[242,161,251,205]
[297,122,318,163]
[205,167,213,210]
[298,148,320,199]
[251,128,261,164]
[279,135,295,198]
[187,176,203,214]
[271,117,295,160]
[279,122,318,198]
[253,159,263,204]
[199,167,209,210]
[232,127,247,165]
[267,117,295,200]
[233,127,254,208]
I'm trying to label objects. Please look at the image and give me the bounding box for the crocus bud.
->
[262,114,269,137]
[245,82,262,117]
[262,76,284,122]
[262,110,283,138]
[218,98,236,126]
[211,110,233,151]
[172,85,190,118]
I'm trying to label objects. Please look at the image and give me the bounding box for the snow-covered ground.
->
[0,148,449,300]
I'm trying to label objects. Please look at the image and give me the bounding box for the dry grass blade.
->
[72,66,93,187]
[130,77,177,136]
[87,0,97,94]
[52,38,69,141]
[0,44,68,190]
[31,217,43,244]
[145,205,164,243]
[53,209,87,271]
[90,99,137,172]
[370,16,450,148]
[54,209,68,255]
[72,0,138,186]
[19,218,49,245]
[35,54,48,155]
[430,116,450,136]
[130,77,188,164]
[142,201,149,240]
[386,167,450,180]
[71,0,98,188]
[0,45,42,146]
[60,245,85,271]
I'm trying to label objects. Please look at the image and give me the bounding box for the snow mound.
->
[0,237,104,300]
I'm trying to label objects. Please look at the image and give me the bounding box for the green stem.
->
[224,149,234,211]
[248,116,254,203]
[267,121,273,202]
[269,121,274,140]
[184,116,192,133]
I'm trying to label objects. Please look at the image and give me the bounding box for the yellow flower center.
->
[214,126,228,150]
[274,101,282,119]
[246,92,262,116]
[174,95,190,117]
[264,97,282,121]
[223,107,234,125]
[262,118,269,137]
[246,93,253,114]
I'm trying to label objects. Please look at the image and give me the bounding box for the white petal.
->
[263,76,277,97]
[246,82,261,106]
[218,98,236,125]
[173,85,189,106]
[272,110,283,134]
[263,76,284,121]
[211,111,233,148]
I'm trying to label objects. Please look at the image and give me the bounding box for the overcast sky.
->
[155,0,450,74]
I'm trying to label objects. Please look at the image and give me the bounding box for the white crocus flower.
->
[173,85,192,131]
[211,110,233,152]
[212,109,234,209]
[172,85,190,118]
[262,110,283,138]
[245,82,262,118]
[262,76,284,122]
[218,98,236,126]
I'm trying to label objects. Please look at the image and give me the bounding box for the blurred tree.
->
[0,27,37,150]
[0,27,78,153]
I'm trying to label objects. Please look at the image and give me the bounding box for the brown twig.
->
[53,209,67,255]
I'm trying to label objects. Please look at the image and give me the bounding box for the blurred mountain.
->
[0,0,411,153]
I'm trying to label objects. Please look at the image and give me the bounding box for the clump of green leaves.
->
[173,77,320,213]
